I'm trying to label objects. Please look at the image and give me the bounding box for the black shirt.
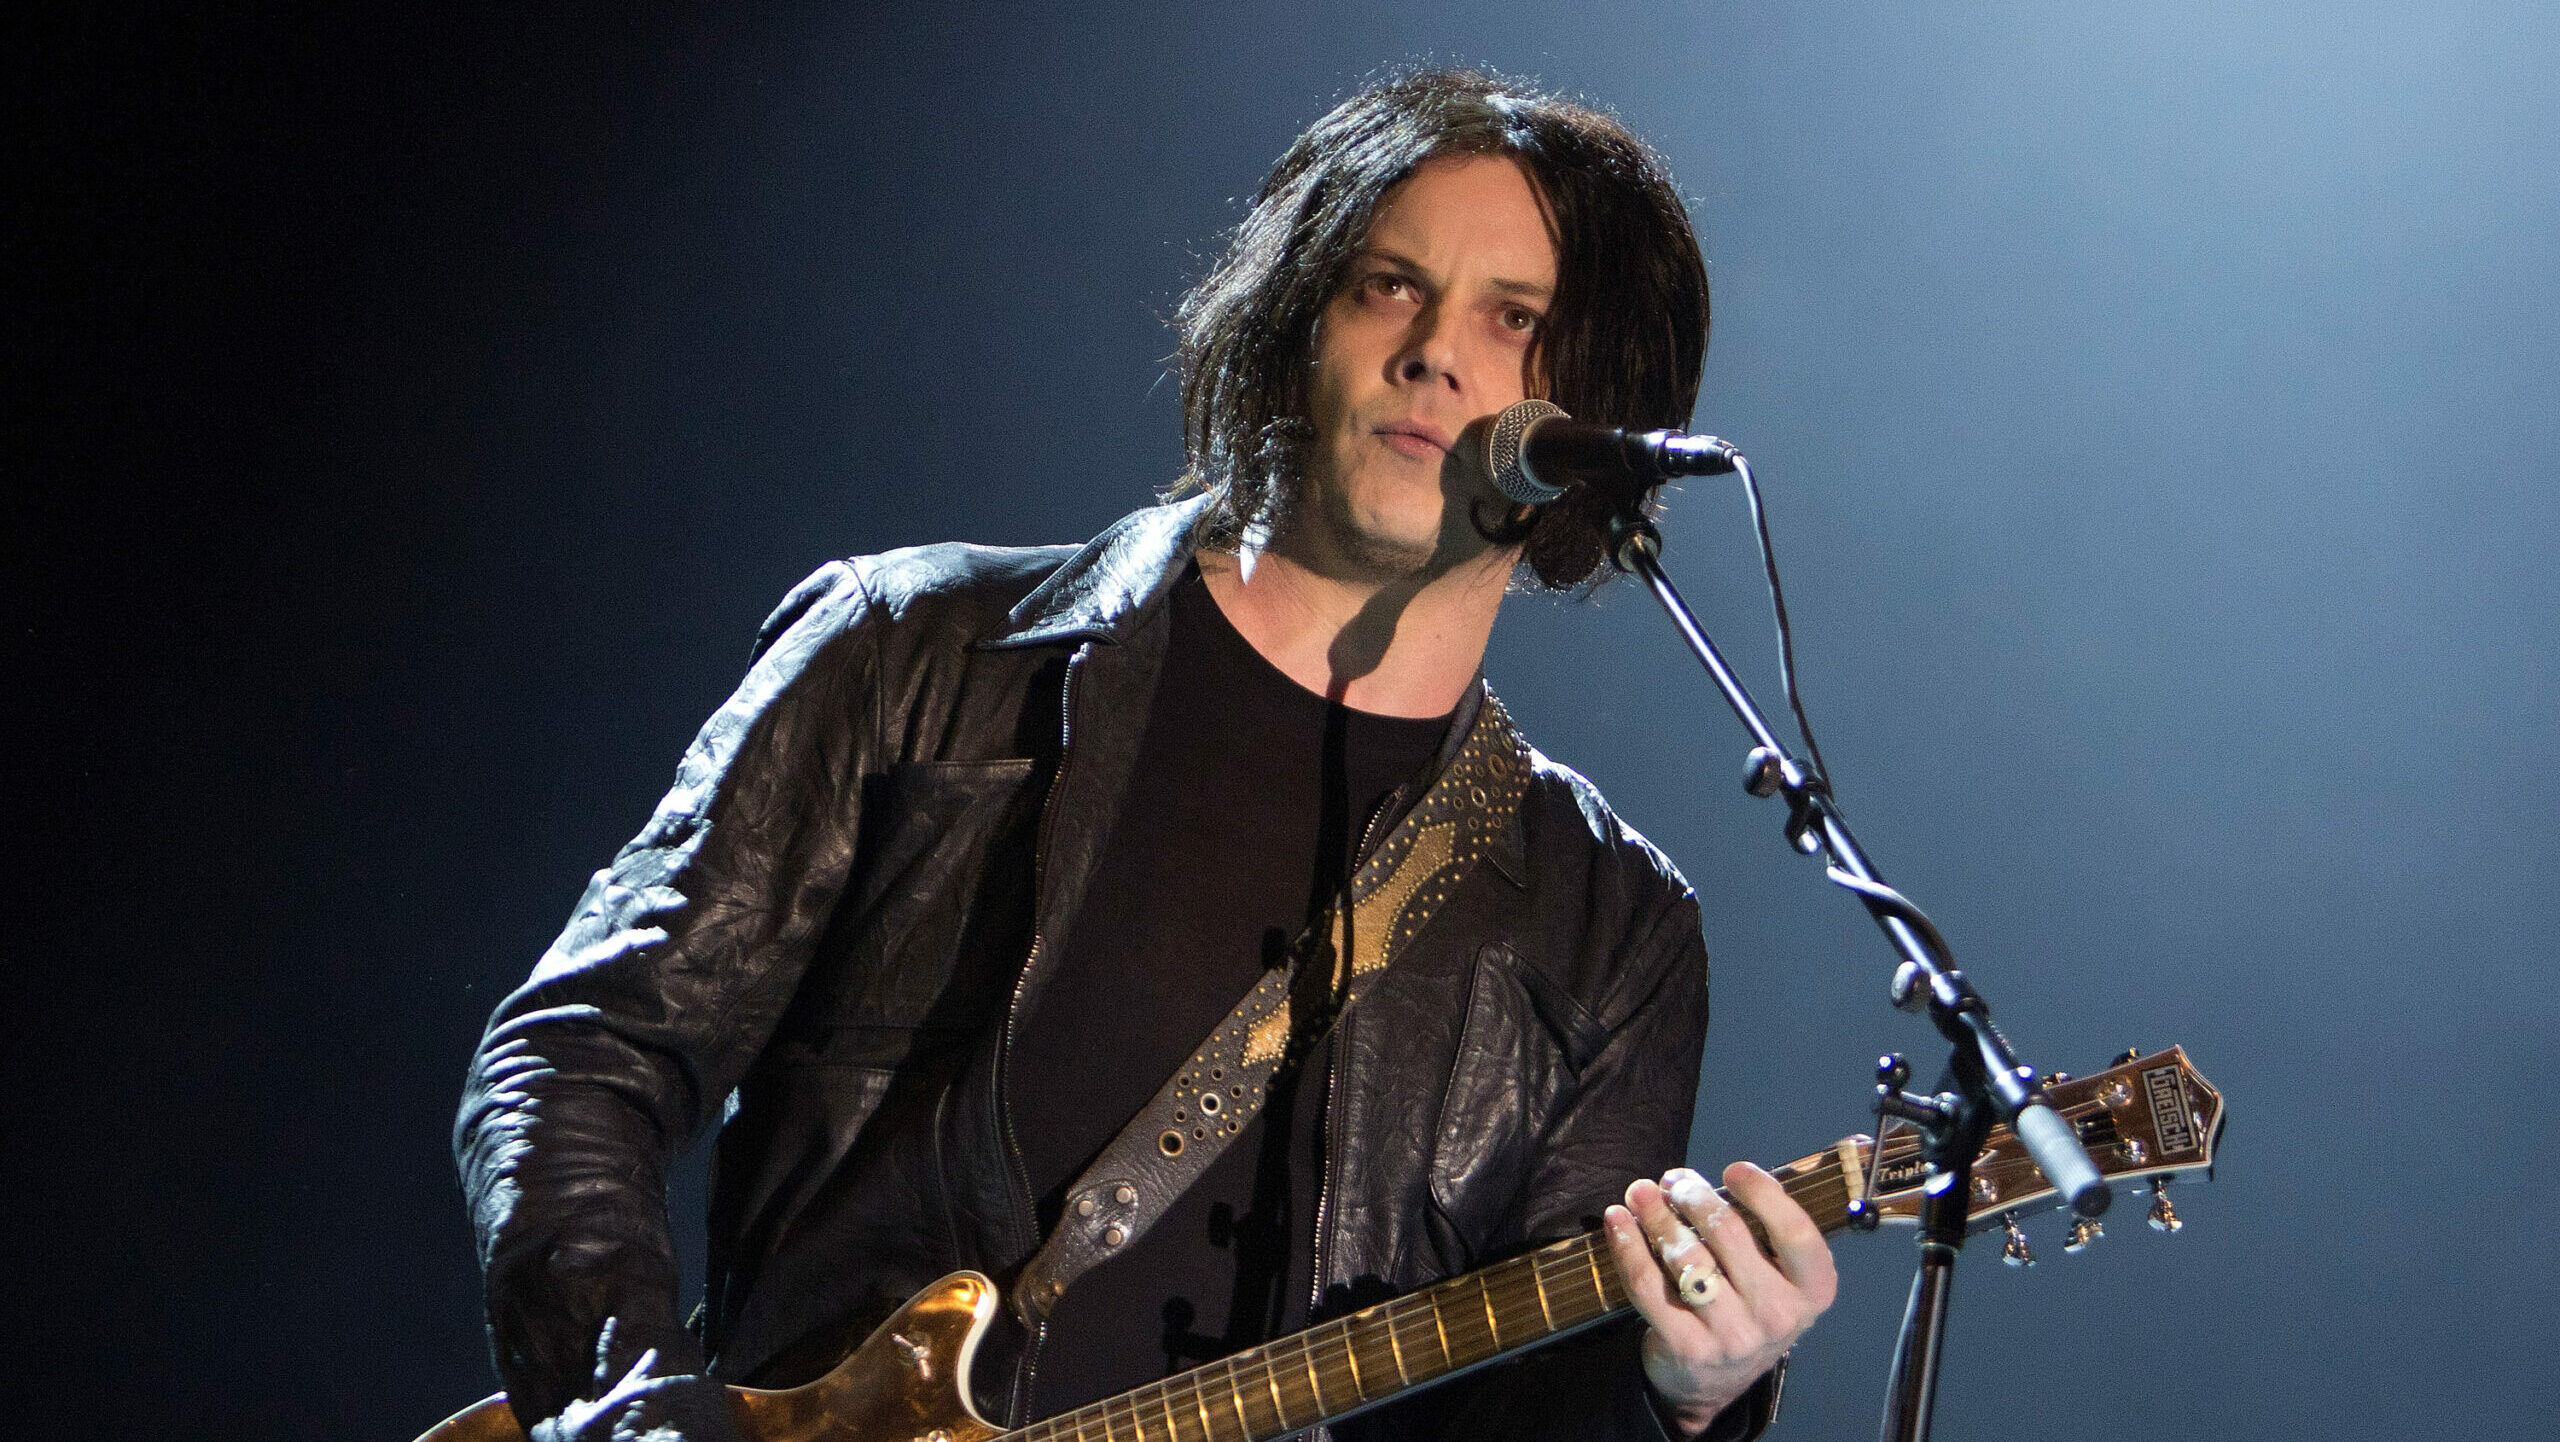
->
[1007,566,1451,1418]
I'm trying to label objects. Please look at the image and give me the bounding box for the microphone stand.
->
[1593,486,2110,1442]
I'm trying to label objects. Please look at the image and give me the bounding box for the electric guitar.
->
[417,1045,2223,1442]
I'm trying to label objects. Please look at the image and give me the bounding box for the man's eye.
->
[1501,307,1543,333]
[1366,274,1413,300]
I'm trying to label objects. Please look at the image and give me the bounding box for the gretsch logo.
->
[2142,1065,2194,1154]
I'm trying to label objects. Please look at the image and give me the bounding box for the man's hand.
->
[530,1344,749,1442]
[1603,1162,1838,1439]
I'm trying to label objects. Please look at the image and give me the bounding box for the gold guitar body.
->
[416,1272,1005,1442]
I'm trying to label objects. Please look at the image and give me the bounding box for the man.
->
[458,69,1835,1442]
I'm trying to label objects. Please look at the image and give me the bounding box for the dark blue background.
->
[13,4,2553,1438]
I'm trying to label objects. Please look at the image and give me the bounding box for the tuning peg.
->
[2065,1217,2104,1253]
[1999,1211,2035,1267]
[1875,1053,1910,1090]
[2147,1178,2183,1233]
[2111,1045,2143,1066]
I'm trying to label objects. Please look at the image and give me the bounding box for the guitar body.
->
[415,1271,1004,1442]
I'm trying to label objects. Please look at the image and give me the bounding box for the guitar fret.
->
[1478,1272,1501,1350]
[1341,1321,1365,1400]
[1386,1303,1410,1385]
[1224,1355,1249,1442]
[1525,1259,1568,1328]
[1432,1291,1453,1369]
[1303,1339,1327,1414]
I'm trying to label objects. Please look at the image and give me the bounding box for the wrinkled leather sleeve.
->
[1406,875,1782,1442]
[454,560,881,1429]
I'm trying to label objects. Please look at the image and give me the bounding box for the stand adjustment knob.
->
[1743,746,1784,798]
[2065,1217,2104,1253]
[1889,961,1922,1011]
[1999,1212,2035,1267]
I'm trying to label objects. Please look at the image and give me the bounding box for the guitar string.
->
[1021,1087,2151,1442]
[1010,1154,1865,1442]
[1034,1164,1848,1442]
[1010,1107,2143,1442]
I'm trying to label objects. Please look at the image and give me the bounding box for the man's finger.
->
[1604,1196,1711,1346]
[1631,1179,1774,1360]
[1723,1161,1839,1306]
[1664,1168,1786,1313]
[1633,1176,1717,1289]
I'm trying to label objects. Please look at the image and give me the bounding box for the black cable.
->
[1731,454,1833,788]
[1823,866,1956,968]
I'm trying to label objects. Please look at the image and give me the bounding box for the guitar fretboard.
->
[1002,1144,1869,1442]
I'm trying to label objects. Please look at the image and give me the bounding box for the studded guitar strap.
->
[1011,692,1533,1326]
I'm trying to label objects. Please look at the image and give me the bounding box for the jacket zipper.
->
[998,642,1089,1423]
[1305,788,1405,1321]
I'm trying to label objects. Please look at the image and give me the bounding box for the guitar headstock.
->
[1842,1045,2223,1250]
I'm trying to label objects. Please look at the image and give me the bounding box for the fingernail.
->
[1668,1174,1716,1210]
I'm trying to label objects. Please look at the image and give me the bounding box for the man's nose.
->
[1395,311,1462,390]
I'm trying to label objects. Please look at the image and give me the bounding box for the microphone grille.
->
[1487,399,1568,505]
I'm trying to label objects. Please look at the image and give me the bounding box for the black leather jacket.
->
[457,499,1777,1439]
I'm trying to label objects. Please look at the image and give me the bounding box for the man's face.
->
[1292,152,1557,579]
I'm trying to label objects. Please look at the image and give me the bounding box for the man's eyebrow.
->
[1355,246,1554,302]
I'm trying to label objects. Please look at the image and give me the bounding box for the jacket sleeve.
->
[453,560,880,1431]
[1405,881,1783,1442]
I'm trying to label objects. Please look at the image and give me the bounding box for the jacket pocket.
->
[1426,941,1597,1248]
[774,757,1044,1068]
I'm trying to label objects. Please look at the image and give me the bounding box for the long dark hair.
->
[1172,68,1709,589]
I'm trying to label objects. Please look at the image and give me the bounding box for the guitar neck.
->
[1003,1144,1867,1442]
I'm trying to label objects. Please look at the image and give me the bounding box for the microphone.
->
[1484,399,1740,506]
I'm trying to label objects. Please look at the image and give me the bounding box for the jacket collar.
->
[983,495,1210,649]
[986,493,1527,884]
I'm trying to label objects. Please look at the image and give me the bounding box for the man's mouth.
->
[1375,422,1454,459]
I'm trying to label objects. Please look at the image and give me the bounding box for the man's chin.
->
[1308,495,1458,581]
[1333,527,1441,582]
[1270,470,1491,583]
